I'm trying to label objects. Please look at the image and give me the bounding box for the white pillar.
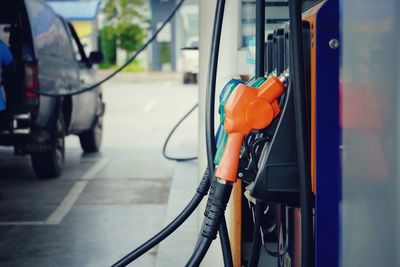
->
[198,0,240,266]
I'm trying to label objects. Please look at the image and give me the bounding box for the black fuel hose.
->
[28,0,186,97]
[195,178,232,267]
[186,180,233,267]
[249,1,266,262]
[162,103,199,162]
[186,238,212,267]
[288,1,314,266]
[111,0,230,264]
[247,202,263,267]
[218,216,232,267]
[110,169,211,267]
[203,0,233,265]
[205,0,224,169]
[255,0,265,77]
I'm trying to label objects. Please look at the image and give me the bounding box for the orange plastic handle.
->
[215,133,244,182]
[215,77,285,183]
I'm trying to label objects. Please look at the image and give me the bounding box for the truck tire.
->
[183,73,191,84]
[31,113,65,179]
[79,115,103,153]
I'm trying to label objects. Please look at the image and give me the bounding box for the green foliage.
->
[117,24,146,52]
[100,25,116,65]
[98,63,114,70]
[159,42,170,64]
[103,0,148,54]
[115,60,147,73]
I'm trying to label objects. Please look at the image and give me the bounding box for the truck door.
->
[55,17,80,95]
[64,21,97,133]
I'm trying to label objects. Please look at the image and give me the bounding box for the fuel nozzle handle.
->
[215,75,287,183]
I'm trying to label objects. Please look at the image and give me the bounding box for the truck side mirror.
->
[89,51,104,64]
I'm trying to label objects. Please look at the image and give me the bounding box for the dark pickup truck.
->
[0,0,105,178]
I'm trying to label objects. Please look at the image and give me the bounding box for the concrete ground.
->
[0,72,199,267]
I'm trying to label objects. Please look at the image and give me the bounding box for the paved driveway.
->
[0,72,198,267]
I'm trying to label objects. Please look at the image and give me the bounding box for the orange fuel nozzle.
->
[215,75,287,183]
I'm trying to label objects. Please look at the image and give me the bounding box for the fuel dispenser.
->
[16,0,339,264]
[111,0,340,266]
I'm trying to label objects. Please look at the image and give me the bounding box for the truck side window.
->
[69,30,82,62]
[67,23,89,64]
[25,0,59,56]
[54,17,75,61]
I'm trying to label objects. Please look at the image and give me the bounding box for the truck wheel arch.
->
[62,96,72,133]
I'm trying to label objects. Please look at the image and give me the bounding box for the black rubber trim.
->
[288,1,314,266]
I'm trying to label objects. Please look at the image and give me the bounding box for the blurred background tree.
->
[99,25,116,67]
[102,0,148,62]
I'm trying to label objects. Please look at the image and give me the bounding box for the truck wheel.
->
[79,115,103,153]
[183,73,191,84]
[31,113,65,179]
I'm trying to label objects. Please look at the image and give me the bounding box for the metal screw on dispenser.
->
[329,39,339,49]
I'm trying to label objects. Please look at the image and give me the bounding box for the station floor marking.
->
[142,99,156,113]
[44,181,88,225]
[0,158,110,226]
[0,221,45,226]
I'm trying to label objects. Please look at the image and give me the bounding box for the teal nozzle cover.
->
[214,77,267,165]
